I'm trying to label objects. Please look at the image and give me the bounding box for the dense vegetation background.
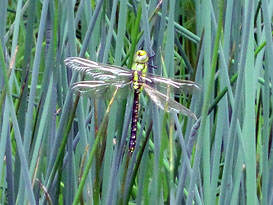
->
[0,0,272,204]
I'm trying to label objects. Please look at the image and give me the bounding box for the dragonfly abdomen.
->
[129,91,140,154]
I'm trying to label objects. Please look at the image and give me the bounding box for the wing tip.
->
[191,83,201,93]
[190,113,198,120]
[64,57,75,66]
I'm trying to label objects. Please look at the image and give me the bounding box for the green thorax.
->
[132,50,149,91]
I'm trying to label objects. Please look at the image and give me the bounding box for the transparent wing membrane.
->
[143,84,197,120]
[143,74,200,95]
[64,57,132,83]
[72,81,131,100]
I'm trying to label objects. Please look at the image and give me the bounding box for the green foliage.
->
[0,0,272,204]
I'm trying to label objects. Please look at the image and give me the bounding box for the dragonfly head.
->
[134,50,149,63]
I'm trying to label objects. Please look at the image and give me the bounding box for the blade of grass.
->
[261,0,273,204]
[186,0,224,204]
[102,0,118,63]
[219,0,254,203]
[42,90,80,203]
[73,87,119,204]
[242,4,256,204]
[0,31,36,205]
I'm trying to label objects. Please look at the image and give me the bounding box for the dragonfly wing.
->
[143,84,197,120]
[64,57,132,83]
[143,74,200,95]
[72,81,111,98]
[72,80,131,100]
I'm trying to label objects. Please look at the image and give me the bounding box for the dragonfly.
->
[64,50,200,154]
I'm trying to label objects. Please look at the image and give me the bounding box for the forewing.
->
[143,84,197,120]
[143,73,200,95]
[64,57,132,83]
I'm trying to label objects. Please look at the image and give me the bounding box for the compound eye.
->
[137,50,146,56]
[135,50,148,62]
